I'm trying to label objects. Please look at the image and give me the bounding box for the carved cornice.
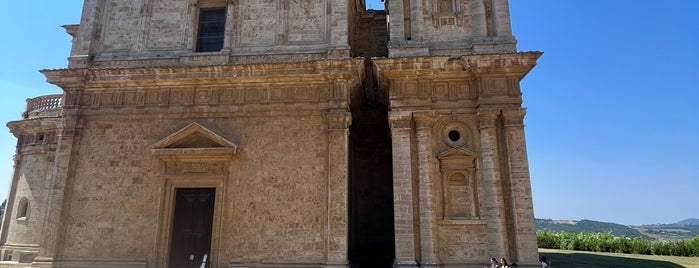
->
[41,58,365,89]
[373,52,541,81]
[476,109,500,129]
[373,53,541,109]
[7,118,62,138]
[501,108,526,127]
[39,59,365,111]
[389,111,413,129]
[413,111,435,130]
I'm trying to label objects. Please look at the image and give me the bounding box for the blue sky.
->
[1,1,697,226]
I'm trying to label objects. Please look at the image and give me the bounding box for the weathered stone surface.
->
[1,0,541,267]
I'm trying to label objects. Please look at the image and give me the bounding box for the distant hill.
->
[677,218,699,225]
[536,218,699,241]
[536,219,648,238]
[635,221,699,241]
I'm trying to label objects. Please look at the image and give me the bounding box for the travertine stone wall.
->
[0,120,60,263]
[69,0,352,68]
[9,58,363,268]
[349,6,388,58]
[60,115,328,263]
[4,154,48,247]
[0,0,543,267]
[387,0,517,57]
[374,53,541,267]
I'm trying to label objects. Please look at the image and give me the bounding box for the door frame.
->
[155,176,225,268]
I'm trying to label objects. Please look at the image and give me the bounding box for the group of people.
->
[486,257,510,268]
[485,256,551,268]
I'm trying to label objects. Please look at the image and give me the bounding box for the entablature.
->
[373,52,541,110]
[39,58,365,113]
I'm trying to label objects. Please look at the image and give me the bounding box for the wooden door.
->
[168,188,216,268]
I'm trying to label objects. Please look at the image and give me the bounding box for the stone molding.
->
[412,110,435,130]
[324,111,352,130]
[41,59,364,113]
[388,111,413,129]
[150,122,240,162]
[501,108,526,127]
[476,109,500,129]
[373,53,541,109]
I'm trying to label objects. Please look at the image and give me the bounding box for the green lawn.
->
[539,248,699,268]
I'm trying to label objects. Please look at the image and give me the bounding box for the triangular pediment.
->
[437,147,478,160]
[150,122,239,162]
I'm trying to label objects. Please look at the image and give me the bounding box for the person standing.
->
[499,257,509,268]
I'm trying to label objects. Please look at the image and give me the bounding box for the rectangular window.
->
[196,8,226,52]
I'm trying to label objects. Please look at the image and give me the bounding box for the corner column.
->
[0,154,22,245]
[476,109,506,259]
[32,110,82,267]
[501,108,538,266]
[389,111,418,267]
[413,111,438,265]
[324,111,352,266]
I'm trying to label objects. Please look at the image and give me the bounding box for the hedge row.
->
[537,231,699,257]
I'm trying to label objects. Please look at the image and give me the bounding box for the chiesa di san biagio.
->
[0,0,541,267]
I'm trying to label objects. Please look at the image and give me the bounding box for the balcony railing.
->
[22,94,63,119]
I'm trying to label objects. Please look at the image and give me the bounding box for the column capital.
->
[412,111,435,130]
[501,108,526,127]
[324,111,352,130]
[476,109,500,129]
[389,111,413,129]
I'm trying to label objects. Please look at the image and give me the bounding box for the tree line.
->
[537,231,699,257]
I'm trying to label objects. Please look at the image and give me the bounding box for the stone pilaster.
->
[493,0,513,36]
[324,111,352,266]
[221,0,236,52]
[389,0,405,42]
[32,110,82,267]
[413,111,438,266]
[409,0,424,40]
[389,111,417,267]
[501,108,538,266]
[476,109,506,259]
[470,0,488,37]
[69,0,102,68]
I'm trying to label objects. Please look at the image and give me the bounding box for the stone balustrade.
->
[22,94,62,119]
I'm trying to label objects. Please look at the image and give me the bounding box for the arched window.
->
[16,197,29,220]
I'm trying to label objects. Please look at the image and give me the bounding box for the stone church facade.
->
[0,0,541,267]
